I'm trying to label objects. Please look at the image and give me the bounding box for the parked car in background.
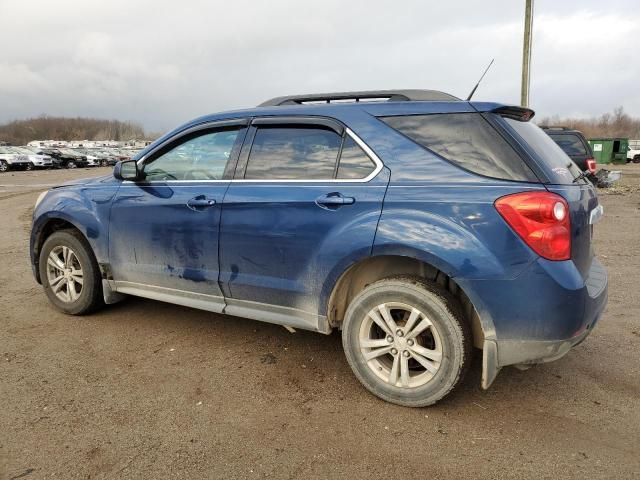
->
[541,126,597,174]
[11,146,54,169]
[30,89,608,407]
[627,145,640,163]
[0,146,31,172]
[71,148,100,167]
[99,150,122,166]
[87,150,119,167]
[41,148,89,169]
[27,147,62,169]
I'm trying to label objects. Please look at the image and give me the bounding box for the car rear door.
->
[108,120,247,312]
[219,117,388,331]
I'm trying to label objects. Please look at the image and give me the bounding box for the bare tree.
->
[0,116,150,145]
[538,107,640,139]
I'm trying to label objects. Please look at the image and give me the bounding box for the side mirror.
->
[113,159,140,181]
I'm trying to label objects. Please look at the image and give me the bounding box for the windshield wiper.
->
[566,162,587,184]
[573,170,589,183]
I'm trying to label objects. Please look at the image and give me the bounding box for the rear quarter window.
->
[504,119,582,184]
[381,113,538,182]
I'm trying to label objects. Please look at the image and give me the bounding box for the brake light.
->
[495,192,571,261]
[586,158,597,173]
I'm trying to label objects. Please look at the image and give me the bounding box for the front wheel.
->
[342,276,471,407]
[66,160,77,169]
[38,230,104,315]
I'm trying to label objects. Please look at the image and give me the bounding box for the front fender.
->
[31,183,119,279]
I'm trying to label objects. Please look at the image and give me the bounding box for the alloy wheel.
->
[46,246,84,302]
[359,302,443,388]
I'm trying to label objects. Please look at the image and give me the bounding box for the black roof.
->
[258,89,460,107]
[540,126,576,131]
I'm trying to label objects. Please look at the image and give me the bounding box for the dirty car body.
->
[30,90,608,405]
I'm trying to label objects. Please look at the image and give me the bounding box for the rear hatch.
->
[500,116,599,279]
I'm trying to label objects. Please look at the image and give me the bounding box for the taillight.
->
[586,158,597,173]
[495,191,571,261]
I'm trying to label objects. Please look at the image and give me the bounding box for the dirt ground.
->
[1,165,639,480]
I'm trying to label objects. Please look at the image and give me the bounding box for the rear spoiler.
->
[491,106,535,122]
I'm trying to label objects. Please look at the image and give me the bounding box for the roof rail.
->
[258,89,459,107]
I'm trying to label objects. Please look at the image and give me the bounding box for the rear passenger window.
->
[337,137,376,179]
[245,127,341,180]
[381,113,538,182]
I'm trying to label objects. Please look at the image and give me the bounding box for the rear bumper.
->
[460,256,608,388]
[498,258,607,367]
[496,320,597,367]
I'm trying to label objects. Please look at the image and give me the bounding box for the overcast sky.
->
[0,0,638,133]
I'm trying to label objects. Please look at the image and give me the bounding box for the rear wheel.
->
[0,160,8,172]
[342,276,471,407]
[38,230,103,315]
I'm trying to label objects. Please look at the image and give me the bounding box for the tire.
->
[66,160,76,169]
[26,162,34,171]
[342,276,472,407]
[100,159,107,167]
[0,160,8,172]
[634,155,640,164]
[38,230,104,315]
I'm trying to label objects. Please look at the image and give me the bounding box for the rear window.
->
[245,127,341,180]
[505,119,582,183]
[548,133,588,156]
[381,113,538,182]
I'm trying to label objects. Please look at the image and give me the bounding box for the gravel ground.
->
[1,166,639,480]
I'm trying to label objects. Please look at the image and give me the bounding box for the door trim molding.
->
[112,281,330,334]
[224,297,330,334]
[113,281,226,314]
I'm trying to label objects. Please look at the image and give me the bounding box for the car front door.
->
[109,120,247,312]
[219,117,388,331]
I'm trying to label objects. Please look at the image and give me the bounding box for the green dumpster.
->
[588,138,629,164]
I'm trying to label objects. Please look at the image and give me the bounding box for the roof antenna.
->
[466,59,495,101]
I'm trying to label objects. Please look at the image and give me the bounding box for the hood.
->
[53,174,116,189]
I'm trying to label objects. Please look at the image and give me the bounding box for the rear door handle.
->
[187,195,216,211]
[315,193,355,209]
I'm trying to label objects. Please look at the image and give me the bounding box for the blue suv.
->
[30,90,608,406]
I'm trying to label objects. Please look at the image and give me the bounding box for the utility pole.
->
[521,0,534,107]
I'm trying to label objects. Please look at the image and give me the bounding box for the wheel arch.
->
[32,215,95,284]
[326,254,494,352]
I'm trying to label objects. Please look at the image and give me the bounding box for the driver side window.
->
[144,128,242,181]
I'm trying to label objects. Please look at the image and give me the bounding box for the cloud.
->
[0,0,638,132]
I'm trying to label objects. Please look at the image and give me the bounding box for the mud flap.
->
[481,339,500,389]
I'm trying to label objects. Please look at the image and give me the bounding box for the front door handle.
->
[315,193,355,210]
[187,195,216,211]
